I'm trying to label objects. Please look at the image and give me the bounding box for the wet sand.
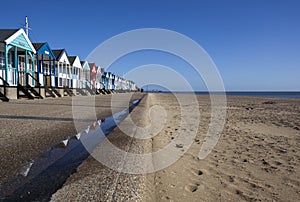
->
[51,93,300,201]
[0,93,144,186]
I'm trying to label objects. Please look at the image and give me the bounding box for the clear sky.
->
[1,0,299,91]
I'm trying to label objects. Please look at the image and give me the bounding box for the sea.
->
[220,92,300,99]
[151,91,300,98]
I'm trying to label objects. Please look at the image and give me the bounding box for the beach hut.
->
[32,43,56,87]
[108,72,114,90]
[68,56,82,89]
[115,75,126,92]
[129,80,136,91]
[52,49,71,88]
[125,80,130,91]
[111,73,115,90]
[96,66,104,90]
[80,61,90,88]
[114,75,120,90]
[103,71,109,90]
[89,63,97,89]
[52,49,75,96]
[0,29,36,99]
[120,77,126,90]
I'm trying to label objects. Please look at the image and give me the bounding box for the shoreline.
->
[148,91,300,99]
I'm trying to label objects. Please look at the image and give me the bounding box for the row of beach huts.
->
[0,28,138,101]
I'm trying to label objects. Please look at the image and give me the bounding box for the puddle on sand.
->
[0,98,142,201]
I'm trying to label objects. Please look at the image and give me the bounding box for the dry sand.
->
[152,94,300,202]
[51,93,300,201]
[0,93,144,185]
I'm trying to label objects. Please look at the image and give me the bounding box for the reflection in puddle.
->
[54,139,69,149]
[19,161,34,177]
[0,98,142,201]
[75,133,81,140]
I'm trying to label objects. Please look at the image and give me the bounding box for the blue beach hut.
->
[0,29,36,85]
[0,29,36,99]
[111,73,115,90]
[33,43,56,87]
[103,71,109,90]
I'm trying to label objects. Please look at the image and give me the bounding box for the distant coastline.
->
[146,91,300,98]
[223,91,300,98]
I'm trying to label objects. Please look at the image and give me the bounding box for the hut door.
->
[45,76,51,86]
[18,56,25,86]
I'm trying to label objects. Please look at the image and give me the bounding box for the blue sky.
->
[1,0,299,91]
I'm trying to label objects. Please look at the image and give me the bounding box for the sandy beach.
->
[49,93,300,201]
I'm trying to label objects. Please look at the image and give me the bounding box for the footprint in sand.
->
[185,171,202,193]
[229,175,235,182]
[190,168,203,176]
[197,170,203,176]
[236,189,242,195]
[169,184,176,188]
[273,160,282,166]
[185,184,198,192]
[161,196,171,200]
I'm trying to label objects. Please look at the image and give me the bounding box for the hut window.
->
[18,56,25,71]
[28,58,33,70]
[63,64,66,74]
[59,78,62,86]
[34,60,37,72]
[51,66,55,74]
[58,63,62,73]
[0,51,4,67]
[44,63,49,74]
[8,53,13,67]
